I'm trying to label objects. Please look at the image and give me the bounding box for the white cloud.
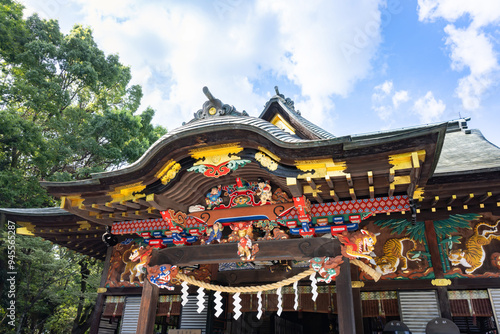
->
[372,81,410,120]
[20,0,386,131]
[417,0,500,27]
[413,91,446,123]
[444,25,498,75]
[392,90,409,109]
[378,80,394,95]
[417,0,500,111]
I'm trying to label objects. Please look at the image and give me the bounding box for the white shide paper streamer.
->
[257,290,263,319]
[214,291,223,317]
[293,280,299,310]
[233,292,242,320]
[196,287,205,313]
[310,272,318,301]
[277,287,283,316]
[181,281,189,306]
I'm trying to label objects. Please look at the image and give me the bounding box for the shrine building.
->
[2,87,500,334]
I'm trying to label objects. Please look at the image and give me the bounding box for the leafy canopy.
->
[0,1,167,332]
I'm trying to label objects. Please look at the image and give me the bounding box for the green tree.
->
[0,1,166,202]
[0,1,167,332]
[0,233,102,334]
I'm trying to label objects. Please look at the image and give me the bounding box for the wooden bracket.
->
[286,177,302,197]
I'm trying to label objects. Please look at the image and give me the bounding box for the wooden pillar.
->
[89,246,113,334]
[425,220,452,320]
[336,258,356,334]
[351,266,364,334]
[136,278,159,333]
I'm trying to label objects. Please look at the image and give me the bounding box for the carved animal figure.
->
[338,229,380,265]
[309,256,344,283]
[448,220,500,274]
[120,245,152,283]
[147,264,178,290]
[374,237,420,275]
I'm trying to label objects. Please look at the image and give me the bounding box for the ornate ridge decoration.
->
[255,151,279,171]
[155,159,181,185]
[431,279,451,286]
[188,160,250,178]
[272,86,300,114]
[190,86,248,122]
[188,143,250,178]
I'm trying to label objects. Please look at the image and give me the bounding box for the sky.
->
[20,0,500,147]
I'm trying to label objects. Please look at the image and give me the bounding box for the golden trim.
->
[155,159,181,184]
[97,287,107,293]
[413,187,425,200]
[351,281,365,288]
[303,185,322,194]
[393,175,411,185]
[389,150,426,170]
[255,152,279,171]
[61,195,84,208]
[77,221,91,230]
[257,146,281,162]
[189,143,243,166]
[107,182,146,203]
[295,159,347,179]
[17,227,35,236]
[270,114,295,134]
[431,279,451,286]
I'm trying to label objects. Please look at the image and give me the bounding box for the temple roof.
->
[434,128,500,175]
[3,88,500,257]
[0,207,109,259]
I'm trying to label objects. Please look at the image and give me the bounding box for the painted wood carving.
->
[373,237,421,275]
[187,143,250,178]
[439,213,500,278]
[231,222,259,261]
[147,264,178,290]
[309,256,343,283]
[356,220,433,280]
[105,240,151,287]
[337,229,379,264]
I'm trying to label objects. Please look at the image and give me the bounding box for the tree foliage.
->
[0,234,102,334]
[0,0,166,206]
[0,0,167,332]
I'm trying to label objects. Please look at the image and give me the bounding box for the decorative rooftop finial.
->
[187,87,248,123]
[203,86,216,102]
[271,86,300,115]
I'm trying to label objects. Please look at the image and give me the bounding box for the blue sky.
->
[21,0,500,146]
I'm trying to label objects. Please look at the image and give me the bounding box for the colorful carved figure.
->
[231,222,259,261]
[147,264,178,290]
[337,229,380,265]
[309,256,344,283]
[206,185,223,209]
[448,220,500,274]
[374,237,420,275]
[206,222,223,244]
[256,178,273,205]
[120,245,152,283]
